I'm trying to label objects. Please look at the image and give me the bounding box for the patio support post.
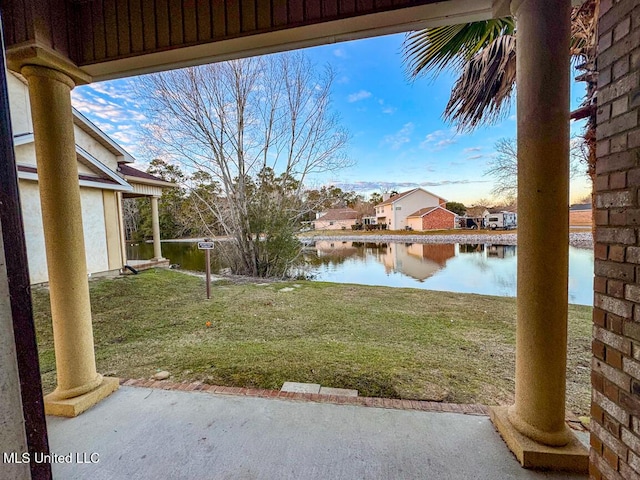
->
[489,0,588,471]
[21,65,118,417]
[117,192,128,266]
[151,195,164,260]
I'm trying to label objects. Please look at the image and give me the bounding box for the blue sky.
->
[71,32,591,206]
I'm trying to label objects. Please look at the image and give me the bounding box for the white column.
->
[508,0,572,447]
[151,196,163,260]
[22,65,118,416]
[490,1,587,472]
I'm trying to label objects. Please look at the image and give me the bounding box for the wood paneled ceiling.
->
[1,0,497,82]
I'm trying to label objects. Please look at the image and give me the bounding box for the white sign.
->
[197,241,215,250]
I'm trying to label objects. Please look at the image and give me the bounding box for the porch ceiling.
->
[2,0,497,83]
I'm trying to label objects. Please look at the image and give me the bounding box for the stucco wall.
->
[14,143,36,166]
[19,180,112,283]
[102,191,124,270]
[7,71,32,136]
[314,219,355,230]
[80,188,110,275]
[407,216,423,231]
[19,180,49,284]
[73,128,119,171]
[590,1,640,479]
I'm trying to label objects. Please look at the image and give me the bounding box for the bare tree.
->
[484,137,588,203]
[484,138,518,201]
[122,198,140,241]
[138,52,350,277]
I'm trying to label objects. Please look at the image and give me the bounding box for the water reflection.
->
[127,240,594,306]
[305,241,592,306]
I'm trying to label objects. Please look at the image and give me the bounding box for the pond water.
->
[127,240,594,306]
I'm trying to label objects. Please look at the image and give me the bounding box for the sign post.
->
[197,240,215,299]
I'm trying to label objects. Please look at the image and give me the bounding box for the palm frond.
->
[443,35,516,131]
[402,19,515,79]
[570,0,598,63]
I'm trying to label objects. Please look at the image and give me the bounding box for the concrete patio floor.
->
[46,386,588,480]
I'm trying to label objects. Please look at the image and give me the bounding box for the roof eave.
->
[122,175,177,188]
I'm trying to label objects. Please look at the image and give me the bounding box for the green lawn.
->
[31,269,592,414]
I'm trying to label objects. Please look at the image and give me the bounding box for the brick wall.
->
[591,1,640,479]
[421,208,456,230]
[570,209,594,226]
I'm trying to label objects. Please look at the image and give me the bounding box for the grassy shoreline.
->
[32,269,592,414]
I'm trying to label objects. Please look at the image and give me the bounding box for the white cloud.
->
[463,147,482,153]
[420,129,458,151]
[378,99,396,114]
[347,90,372,103]
[84,80,139,105]
[70,87,145,156]
[382,122,414,150]
[466,154,483,161]
[331,179,490,193]
[111,131,136,145]
[333,48,348,59]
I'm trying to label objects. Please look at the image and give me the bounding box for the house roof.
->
[407,205,457,218]
[117,163,176,187]
[570,203,592,211]
[376,187,446,207]
[317,208,359,221]
[17,165,130,191]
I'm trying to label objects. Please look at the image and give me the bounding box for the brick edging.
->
[119,378,489,415]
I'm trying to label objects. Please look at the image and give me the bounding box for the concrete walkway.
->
[47,386,588,480]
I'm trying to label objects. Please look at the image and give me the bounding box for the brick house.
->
[589,1,640,479]
[569,203,593,226]
[375,188,446,230]
[406,205,457,231]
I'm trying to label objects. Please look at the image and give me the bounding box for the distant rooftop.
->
[318,208,359,221]
[570,203,592,211]
[117,164,175,186]
[407,206,456,218]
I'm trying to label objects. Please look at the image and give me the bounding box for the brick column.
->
[590,1,640,479]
